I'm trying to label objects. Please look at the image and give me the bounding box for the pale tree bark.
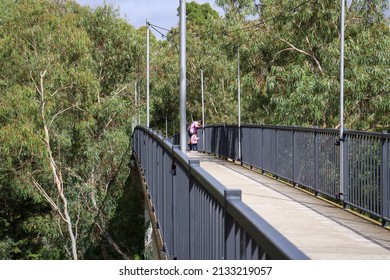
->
[31,70,79,260]
[262,19,324,76]
[95,222,132,260]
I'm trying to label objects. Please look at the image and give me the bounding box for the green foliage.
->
[215,0,258,20]
[221,0,390,129]
[0,0,144,259]
[0,0,388,259]
[152,1,239,134]
[187,1,219,25]
[148,0,389,134]
[85,168,145,259]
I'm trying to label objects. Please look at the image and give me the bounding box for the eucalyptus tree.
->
[0,0,143,259]
[216,0,259,20]
[150,1,240,135]
[149,34,181,135]
[256,0,343,127]
[262,0,390,129]
[185,2,239,125]
[219,0,389,130]
[343,0,390,130]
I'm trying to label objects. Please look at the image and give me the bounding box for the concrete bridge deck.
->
[187,151,390,260]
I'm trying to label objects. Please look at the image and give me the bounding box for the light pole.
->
[146,20,150,128]
[237,46,241,161]
[179,0,187,153]
[339,0,345,200]
[201,69,205,150]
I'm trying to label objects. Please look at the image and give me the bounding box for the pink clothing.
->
[190,121,200,134]
[191,134,199,144]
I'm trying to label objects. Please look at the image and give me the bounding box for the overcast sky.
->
[74,0,223,38]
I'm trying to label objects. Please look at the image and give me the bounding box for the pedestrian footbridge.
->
[132,125,390,260]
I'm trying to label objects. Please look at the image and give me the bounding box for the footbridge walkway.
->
[132,125,390,260]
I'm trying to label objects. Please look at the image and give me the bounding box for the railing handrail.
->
[207,123,389,136]
[132,125,309,260]
[196,124,389,226]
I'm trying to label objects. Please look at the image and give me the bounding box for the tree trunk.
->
[37,70,78,260]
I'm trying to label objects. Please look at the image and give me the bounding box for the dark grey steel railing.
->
[197,125,390,226]
[132,125,308,260]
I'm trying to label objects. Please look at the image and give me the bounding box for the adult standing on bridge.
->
[187,120,202,137]
[187,120,202,151]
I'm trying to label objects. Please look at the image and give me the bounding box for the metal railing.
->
[132,126,308,260]
[197,125,390,226]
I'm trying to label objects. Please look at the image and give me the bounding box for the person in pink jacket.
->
[191,132,199,151]
[188,120,202,137]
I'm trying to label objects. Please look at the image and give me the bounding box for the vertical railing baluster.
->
[342,132,349,207]
[171,145,180,258]
[381,131,389,226]
[275,127,279,176]
[314,128,319,195]
[224,189,242,260]
[293,126,296,185]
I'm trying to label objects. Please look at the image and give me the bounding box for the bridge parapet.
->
[196,125,390,227]
[132,126,308,260]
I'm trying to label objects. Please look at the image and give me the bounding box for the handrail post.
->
[339,133,349,207]
[189,159,200,259]
[381,131,389,226]
[261,127,264,171]
[224,189,242,260]
[314,128,319,195]
[171,144,180,258]
[292,126,296,185]
[275,127,279,176]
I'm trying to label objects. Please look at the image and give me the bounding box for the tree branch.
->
[29,173,67,222]
[49,105,76,128]
[279,37,324,75]
[262,18,324,75]
[271,47,294,64]
[112,85,128,98]
[38,70,78,260]
[95,222,132,260]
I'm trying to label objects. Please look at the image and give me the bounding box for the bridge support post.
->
[339,133,349,207]
[171,145,180,259]
[381,131,389,227]
[224,189,242,260]
[188,159,200,259]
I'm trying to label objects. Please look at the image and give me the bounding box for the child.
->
[191,132,199,152]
